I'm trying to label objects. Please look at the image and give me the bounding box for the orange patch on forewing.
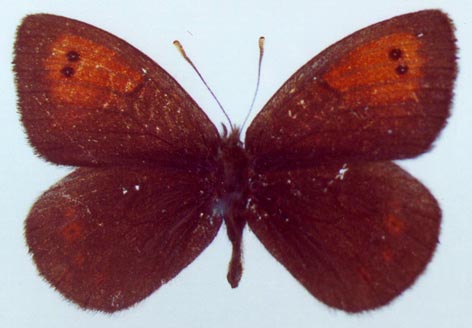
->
[323,33,425,108]
[44,34,143,109]
[384,213,405,235]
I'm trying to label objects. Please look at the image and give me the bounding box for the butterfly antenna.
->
[173,40,233,128]
[241,36,265,131]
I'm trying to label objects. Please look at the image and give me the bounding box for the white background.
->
[1,0,471,327]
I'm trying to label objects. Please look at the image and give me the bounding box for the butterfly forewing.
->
[25,167,222,312]
[245,10,456,171]
[246,162,440,312]
[14,14,220,168]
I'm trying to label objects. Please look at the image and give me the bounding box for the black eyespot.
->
[389,48,402,60]
[395,65,409,75]
[61,66,75,77]
[66,50,80,62]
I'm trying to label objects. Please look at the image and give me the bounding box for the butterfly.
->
[14,10,457,313]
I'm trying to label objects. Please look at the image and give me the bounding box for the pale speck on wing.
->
[245,198,252,209]
[288,109,298,119]
[297,99,307,109]
[110,291,123,308]
[335,163,349,180]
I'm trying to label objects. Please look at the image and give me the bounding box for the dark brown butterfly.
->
[14,10,456,313]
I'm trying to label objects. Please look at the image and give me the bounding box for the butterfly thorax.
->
[217,127,249,288]
[218,128,248,197]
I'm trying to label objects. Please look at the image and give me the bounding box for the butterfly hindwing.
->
[246,162,440,312]
[25,166,222,312]
[14,14,220,168]
[245,10,456,171]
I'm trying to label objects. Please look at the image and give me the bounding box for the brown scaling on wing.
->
[25,166,222,312]
[245,10,457,171]
[246,162,441,312]
[14,14,220,168]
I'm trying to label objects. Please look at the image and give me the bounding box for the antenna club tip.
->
[173,40,188,57]
[173,40,182,48]
[258,36,265,53]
